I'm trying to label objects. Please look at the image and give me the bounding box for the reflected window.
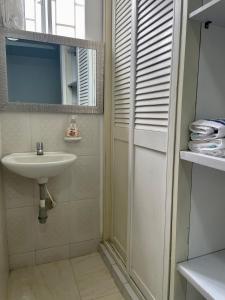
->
[24,0,43,32]
[24,0,85,38]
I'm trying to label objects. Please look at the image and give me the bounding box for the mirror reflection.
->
[6,38,96,106]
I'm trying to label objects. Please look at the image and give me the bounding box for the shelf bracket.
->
[205,21,212,29]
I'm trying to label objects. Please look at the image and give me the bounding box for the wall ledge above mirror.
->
[0,27,104,114]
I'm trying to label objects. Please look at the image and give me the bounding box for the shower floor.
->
[8,252,124,300]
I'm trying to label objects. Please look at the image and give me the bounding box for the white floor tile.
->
[96,293,124,300]
[8,253,125,300]
[71,253,121,300]
[8,260,80,300]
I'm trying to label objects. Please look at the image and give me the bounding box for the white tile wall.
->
[3,169,34,209]
[0,117,9,299]
[7,207,35,255]
[1,113,31,155]
[33,167,73,205]
[35,202,70,250]
[71,156,100,200]
[0,174,8,298]
[64,115,101,156]
[69,239,99,258]
[69,199,100,243]
[9,252,35,270]
[2,112,102,270]
[35,245,69,265]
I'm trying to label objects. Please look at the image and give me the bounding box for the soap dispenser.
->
[64,115,82,142]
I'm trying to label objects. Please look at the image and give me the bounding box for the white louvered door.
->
[109,0,181,298]
[128,0,181,299]
[110,0,132,262]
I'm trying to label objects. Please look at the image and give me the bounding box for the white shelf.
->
[178,250,225,300]
[64,136,82,142]
[180,151,225,172]
[189,0,225,28]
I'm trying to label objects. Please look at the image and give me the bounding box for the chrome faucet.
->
[36,142,44,155]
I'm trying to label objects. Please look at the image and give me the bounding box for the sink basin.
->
[2,152,77,183]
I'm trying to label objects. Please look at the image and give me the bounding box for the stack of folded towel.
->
[189,119,225,157]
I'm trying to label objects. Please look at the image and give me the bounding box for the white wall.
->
[2,113,102,269]
[0,118,9,299]
[85,0,103,41]
[189,24,225,258]
[187,24,225,299]
[1,0,104,270]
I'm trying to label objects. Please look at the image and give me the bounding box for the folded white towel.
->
[189,148,225,157]
[190,119,225,141]
[188,138,225,157]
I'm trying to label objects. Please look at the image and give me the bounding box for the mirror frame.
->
[0,27,104,114]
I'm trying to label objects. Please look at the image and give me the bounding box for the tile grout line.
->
[68,257,83,300]
[8,254,125,300]
[69,252,123,300]
[9,238,99,257]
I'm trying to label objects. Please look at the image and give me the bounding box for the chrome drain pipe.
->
[38,184,56,224]
[38,184,48,224]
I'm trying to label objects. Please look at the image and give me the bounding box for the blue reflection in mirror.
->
[6,38,62,104]
[5,38,96,106]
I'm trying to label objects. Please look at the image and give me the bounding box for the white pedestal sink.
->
[1,152,77,183]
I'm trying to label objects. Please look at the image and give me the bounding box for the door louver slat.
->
[114,88,130,96]
[114,74,130,83]
[116,0,130,13]
[115,28,131,45]
[137,44,172,65]
[135,119,168,126]
[115,103,130,108]
[113,0,132,127]
[136,105,169,112]
[116,10,131,29]
[137,9,173,36]
[116,23,131,41]
[137,52,172,72]
[135,112,169,119]
[114,83,130,91]
[135,0,174,132]
[138,0,155,12]
[136,60,171,77]
[138,0,173,30]
[114,99,130,105]
[138,0,170,18]
[137,27,172,52]
[116,40,131,55]
[137,67,171,83]
[136,90,170,100]
[136,83,170,94]
[137,14,173,46]
[116,1,131,22]
[136,75,170,89]
[137,36,172,59]
[136,99,170,107]
[135,125,168,132]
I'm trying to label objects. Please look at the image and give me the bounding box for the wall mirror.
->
[0,28,104,113]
